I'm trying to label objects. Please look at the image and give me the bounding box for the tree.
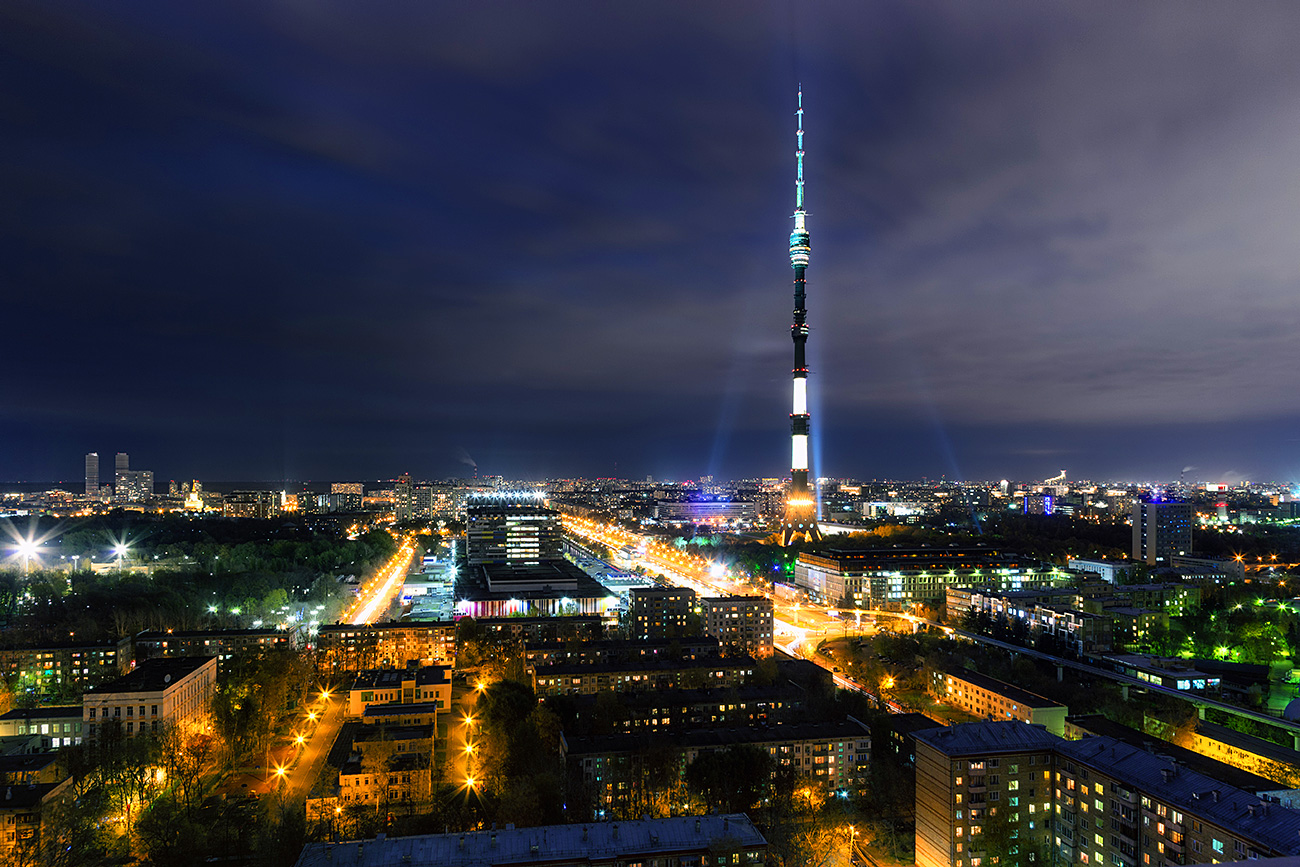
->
[684,744,772,813]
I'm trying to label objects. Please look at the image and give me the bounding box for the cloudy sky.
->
[3,1,1300,485]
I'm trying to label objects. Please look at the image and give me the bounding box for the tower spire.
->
[782,87,821,547]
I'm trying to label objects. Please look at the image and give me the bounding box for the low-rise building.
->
[702,596,774,655]
[0,635,131,695]
[0,707,83,749]
[557,684,810,736]
[135,628,290,671]
[315,621,456,672]
[929,667,1067,735]
[347,665,452,717]
[533,656,757,697]
[83,656,218,742]
[565,719,872,811]
[0,778,71,861]
[524,637,721,669]
[469,615,605,643]
[293,813,768,867]
[799,548,1070,611]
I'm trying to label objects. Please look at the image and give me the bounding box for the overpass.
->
[860,609,1300,749]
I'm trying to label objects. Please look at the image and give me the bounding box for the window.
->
[1213,840,1224,854]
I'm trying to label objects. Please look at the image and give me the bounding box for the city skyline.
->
[5,3,1300,484]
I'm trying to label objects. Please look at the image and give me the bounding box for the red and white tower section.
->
[782,89,822,546]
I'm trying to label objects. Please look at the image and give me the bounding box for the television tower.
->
[782,88,822,546]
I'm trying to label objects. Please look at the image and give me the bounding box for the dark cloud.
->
[2,1,1300,484]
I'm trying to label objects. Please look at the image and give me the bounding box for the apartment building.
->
[798,548,1070,611]
[930,667,1067,736]
[524,637,721,668]
[293,814,767,867]
[914,721,1300,867]
[532,656,757,697]
[702,596,774,655]
[315,621,456,672]
[914,722,1062,867]
[135,628,290,671]
[626,587,697,640]
[560,684,810,735]
[0,635,131,695]
[0,779,71,860]
[565,719,872,810]
[83,656,217,741]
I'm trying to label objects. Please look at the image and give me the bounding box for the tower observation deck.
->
[782,89,822,547]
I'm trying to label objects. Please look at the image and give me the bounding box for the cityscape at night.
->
[5,3,1300,867]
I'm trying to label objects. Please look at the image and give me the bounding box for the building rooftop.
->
[457,560,613,601]
[318,621,454,633]
[362,702,440,719]
[294,813,766,867]
[533,655,753,678]
[0,781,69,811]
[564,719,870,756]
[1059,736,1300,855]
[0,706,82,722]
[939,666,1064,710]
[352,665,451,690]
[353,724,434,744]
[1066,715,1281,793]
[1195,719,1300,766]
[86,656,215,695]
[136,628,287,640]
[913,720,1060,756]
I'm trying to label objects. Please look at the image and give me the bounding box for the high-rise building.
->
[84,452,99,497]
[394,473,413,522]
[915,721,1300,867]
[626,586,697,640]
[465,492,562,566]
[1132,498,1193,564]
[115,470,154,502]
[781,89,822,546]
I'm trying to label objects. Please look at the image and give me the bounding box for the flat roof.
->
[86,656,216,695]
[565,719,870,756]
[318,621,454,633]
[534,655,753,678]
[1060,736,1300,855]
[136,628,285,639]
[0,706,82,722]
[1066,715,1281,793]
[294,814,766,867]
[913,720,1060,756]
[362,702,440,718]
[939,666,1063,709]
[456,560,613,601]
[1195,719,1300,766]
[352,665,451,690]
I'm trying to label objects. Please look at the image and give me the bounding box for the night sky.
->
[4,2,1300,485]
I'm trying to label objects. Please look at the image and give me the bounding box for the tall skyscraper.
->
[394,473,413,522]
[1132,497,1193,564]
[84,452,99,497]
[114,452,129,496]
[781,89,822,546]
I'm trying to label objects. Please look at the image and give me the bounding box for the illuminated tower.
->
[782,89,822,546]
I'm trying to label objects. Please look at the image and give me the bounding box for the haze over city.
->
[5,2,1300,484]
